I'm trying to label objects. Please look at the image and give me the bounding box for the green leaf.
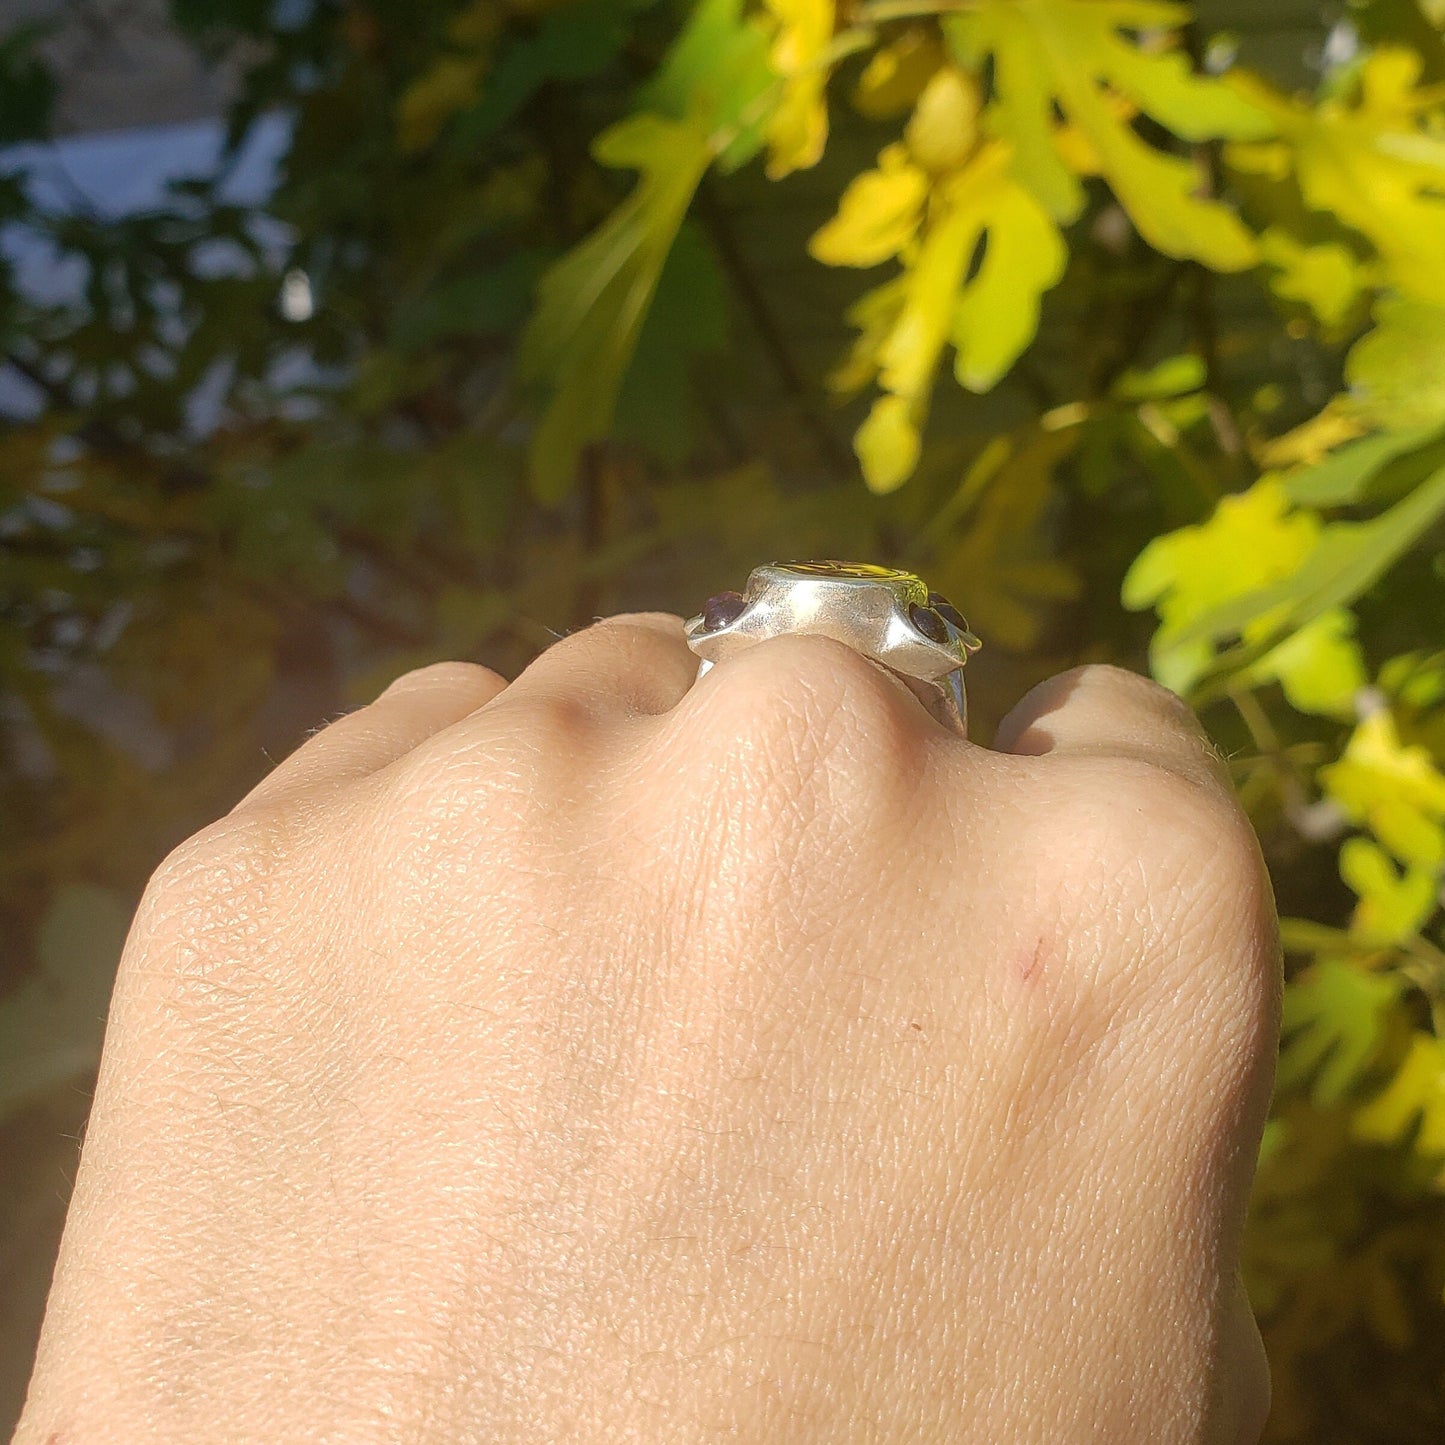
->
[1346,298,1445,430]
[453,0,643,147]
[517,113,713,502]
[1237,606,1368,720]
[638,0,774,168]
[1169,462,1445,671]
[613,219,729,462]
[1228,50,1445,304]
[1281,423,1445,507]
[0,885,129,1124]
[515,0,775,501]
[0,23,57,144]
[1258,229,1372,330]
[1111,352,1206,402]
[389,249,548,353]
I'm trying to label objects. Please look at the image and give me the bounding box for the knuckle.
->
[690,634,930,792]
[372,693,597,859]
[536,613,675,668]
[602,609,686,634]
[1057,754,1254,883]
[384,659,507,700]
[580,618,678,676]
[1035,756,1278,1008]
[128,811,301,1001]
[143,812,291,915]
[1070,662,1207,729]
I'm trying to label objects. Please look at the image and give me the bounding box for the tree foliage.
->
[4,0,1445,1435]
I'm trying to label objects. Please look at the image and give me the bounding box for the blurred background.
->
[2,0,1445,1437]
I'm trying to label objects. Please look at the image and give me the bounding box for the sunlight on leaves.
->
[1320,709,1445,869]
[1133,461,1445,698]
[947,0,1272,268]
[1258,228,1373,329]
[1338,836,1440,947]
[1278,956,1402,1106]
[760,0,835,177]
[1237,606,1368,721]
[1121,476,1323,694]
[517,113,714,502]
[1353,1031,1445,1172]
[1345,297,1445,430]
[517,0,772,500]
[812,70,1065,490]
[1229,47,1445,304]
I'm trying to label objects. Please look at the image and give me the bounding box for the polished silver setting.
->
[683,561,982,738]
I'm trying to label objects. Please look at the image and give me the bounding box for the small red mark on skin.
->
[1018,936,1047,986]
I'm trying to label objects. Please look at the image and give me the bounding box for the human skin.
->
[16,614,1280,1443]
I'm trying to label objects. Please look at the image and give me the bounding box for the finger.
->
[494,611,698,722]
[233,661,509,813]
[991,662,1231,794]
[1212,1274,1271,1445]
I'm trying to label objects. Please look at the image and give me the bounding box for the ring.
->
[683,561,982,738]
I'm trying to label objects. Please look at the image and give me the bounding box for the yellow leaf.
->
[1346,296,1445,430]
[761,0,835,178]
[1258,228,1373,329]
[855,395,921,494]
[826,278,907,395]
[875,155,997,401]
[1353,1031,1445,1159]
[1123,477,1332,694]
[947,0,1272,269]
[1255,400,1370,469]
[827,139,1065,486]
[1338,837,1439,947]
[904,66,982,174]
[1228,48,1445,304]
[1320,709,1445,869]
[1124,477,1316,612]
[1238,606,1367,720]
[808,145,928,267]
[951,177,1067,391]
[1278,958,1402,1104]
[853,28,946,119]
[1051,120,1102,175]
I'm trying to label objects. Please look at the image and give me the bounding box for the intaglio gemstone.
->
[908,601,950,644]
[702,589,748,631]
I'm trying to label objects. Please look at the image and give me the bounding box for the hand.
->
[17,615,1279,1443]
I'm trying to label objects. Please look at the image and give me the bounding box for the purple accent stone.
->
[702,589,747,631]
[908,601,950,644]
[927,591,969,632]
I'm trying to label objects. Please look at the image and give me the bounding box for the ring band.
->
[683,561,981,738]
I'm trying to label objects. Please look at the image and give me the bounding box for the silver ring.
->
[683,561,982,738]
